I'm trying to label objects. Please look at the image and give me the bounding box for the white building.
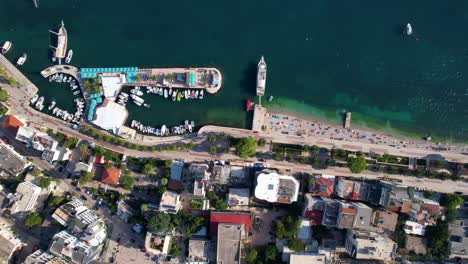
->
[15,126,37,144]
[0,225,23,263]
[404,220,426,236]
[145,232,172,255]
[0,140,29,176]
[11,181,41,215]
[92,99,128,134]
[254,170,299,204]
[52,198,88,227]
[42,146,72,163]
[100,75,124,98]
[32,134,58,152]
[345,230,397,261]
[159,191,181,214]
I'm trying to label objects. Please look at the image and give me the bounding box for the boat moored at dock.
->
[49,20,68,64]
[65,49,73,64]
[257,56,267,96]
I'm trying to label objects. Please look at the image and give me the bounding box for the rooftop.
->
[216,224,243,264]
[255,170,299,204]
[2,115,24,135]
[302,194,326,226]
[210,211,251,236]
[145,232,171,255]
[0,226,22,263]
[188,239,210,263]
[312,174,335,197]
[227,188,250,207]
[170,161,184,181]
[372,209,398,232]
[346,230,397,261]
[101,167,121,186]
[289,253,327,264]
[92,99,128,134]
[101,75,124,98]
[159,191,181,214]
[0,141,28,176]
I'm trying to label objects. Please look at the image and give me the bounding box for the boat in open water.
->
[1,41,12,54]
[16,53,27,65]
[406,23,412,35]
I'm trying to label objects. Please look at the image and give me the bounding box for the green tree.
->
[147,212,173,233]
[160,178,168,186]
[209,146,217,155]
[273,216,301,239]
[257,138,267,147]
[187,142,195,150]
[208,135,216,143]
[425,220,450,260]
[264,245,278,262]
[311,157,320,167]
[164,160,173,168]
[24,212,43,228]
[0,88,9,102]
[206,190,217,200]
[78,171,93,185]
[183,214,205,235]
[142,163,155,175]
[310,145,320,154]
[47,195,66,207]
[246,248,258,264]
[288,238,304,252]
[39,177,51,188]
[120,175,135,191]
[440,193,464,222]
[140,203,149,212]
[79,144,89,157]
[235,137,257,159]
[214,199,228,210]
[348,156,367,173]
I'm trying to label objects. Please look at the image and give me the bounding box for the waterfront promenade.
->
[1,53,468,194]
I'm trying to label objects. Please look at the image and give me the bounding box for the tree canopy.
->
[235,137,257,159]
[273,216,301,239]
[78,171,93,185]
[147,212,173,233]
[38,177,51,188]
[0,88,9,102]
[348,156,367,173]
[246,248,258,264]
[24,212,43,228]
[120,175,135,191]
[425,220,450,260]
[288,238,305,252]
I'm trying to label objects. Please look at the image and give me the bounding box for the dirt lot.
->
[250,208,288,246]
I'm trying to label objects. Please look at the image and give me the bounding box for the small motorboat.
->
[199,90,204,99]
[143,103,150,108]
[268,96,274,102]
[172,91,177,101]
[246,98,252,111]
[48,101,56,111]
[52,107,59,115]
[65,50,73,64]
[177,91,182,101]
[1,41,12,54]
[164,89,168,98]
[16,53,27,65]
[30,95,39,104]
[406,23,412,35]
[73,90,80,96]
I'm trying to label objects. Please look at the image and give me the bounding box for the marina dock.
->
[134,67,222,94]
[344,112,351,129]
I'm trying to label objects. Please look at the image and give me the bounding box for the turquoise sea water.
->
[0,0,467,142]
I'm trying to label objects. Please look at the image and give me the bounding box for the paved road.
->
[1,54,468,196]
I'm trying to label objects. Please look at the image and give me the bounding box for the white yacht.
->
[256,56,267,96]
[48,101,56,110]
[65,49,73,64]
[16,53,27,65]
[199,90,204,99]
[406,23,413,35]
[1,41,12,54]
[30,95,39,104]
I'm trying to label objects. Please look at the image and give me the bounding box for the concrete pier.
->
[135,67,222,94]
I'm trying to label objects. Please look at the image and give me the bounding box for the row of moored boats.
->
[49,73,81,96]
[118,86,204,107]
[30,95,84,124]
[131,120,194,136]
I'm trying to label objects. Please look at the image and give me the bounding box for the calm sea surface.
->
[1,0,467,142]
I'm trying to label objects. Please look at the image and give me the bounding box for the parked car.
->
[79,195,87,201]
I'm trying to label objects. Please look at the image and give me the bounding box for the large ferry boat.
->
[1,41,12,54]
[49,21,67,64]
[256,56,267,96]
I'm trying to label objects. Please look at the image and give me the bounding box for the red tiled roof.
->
[101,167,121,185]
[304,210,324,226]
[2,115,24,135]
[400,201,411,213]
[421,203,440,216]
[210,212,251,236]
[313,176,334,197]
